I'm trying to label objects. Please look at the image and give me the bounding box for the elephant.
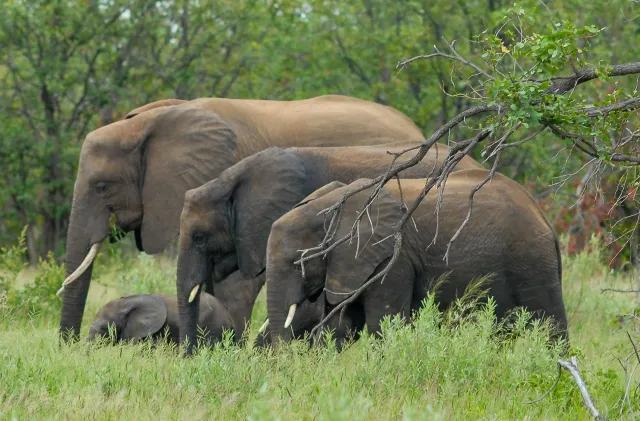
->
[59,94,435,340]
[176,140,482,353]
[264,170,569,346]
[87,292,234,347]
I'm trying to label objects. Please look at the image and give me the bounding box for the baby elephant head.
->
[87,295,168,343]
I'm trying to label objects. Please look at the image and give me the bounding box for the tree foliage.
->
[1,0,639,267]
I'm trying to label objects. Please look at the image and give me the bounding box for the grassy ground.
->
[1,238,639,420]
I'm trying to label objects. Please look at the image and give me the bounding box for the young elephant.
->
[87,292,234,347]
[176,141,482,353]
[265,170,569,346]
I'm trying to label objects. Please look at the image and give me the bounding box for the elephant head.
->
[87,295,168,343]
[265,179,405,344]
[60,103,237,340]
[176,148,309,353]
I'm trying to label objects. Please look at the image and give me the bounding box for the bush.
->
[0,227,64,317]
[0,226,28,294]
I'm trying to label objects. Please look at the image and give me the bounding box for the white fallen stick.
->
[558,356,606,421]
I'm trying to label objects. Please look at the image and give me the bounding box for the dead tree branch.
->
[558,357,607,420]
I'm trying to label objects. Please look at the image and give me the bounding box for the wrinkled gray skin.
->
[87,292,234,347]
[265,171,569,347]
[176,141,482,354]
[61,94,428,341]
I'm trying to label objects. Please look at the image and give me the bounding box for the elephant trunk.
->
[59,200,109,341]
[176,247,210,356]
[178,293,200,356]
[265,278,298,345]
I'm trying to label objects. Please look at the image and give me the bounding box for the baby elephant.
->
[88,292,235,347]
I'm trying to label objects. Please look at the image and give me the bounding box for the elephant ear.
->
[226,148,308,278]
[124,99,188,119]
[293,181,347,209]
[129,105,237,254]
[324,185,405,305]
[119,295,168,342]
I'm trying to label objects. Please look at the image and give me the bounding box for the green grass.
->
[1,238,639,420]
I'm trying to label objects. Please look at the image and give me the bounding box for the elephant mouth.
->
[109,213,144,252]
[117,214,143,233]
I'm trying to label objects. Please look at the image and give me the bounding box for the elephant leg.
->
[313,302,364,351]
[509,264,569,345]
[362,257,415,338]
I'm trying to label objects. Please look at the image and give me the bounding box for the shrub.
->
[0,227,64,317]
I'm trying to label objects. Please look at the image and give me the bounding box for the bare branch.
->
[558,357,607,421]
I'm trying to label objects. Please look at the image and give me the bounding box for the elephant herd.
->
[57,94,568,354]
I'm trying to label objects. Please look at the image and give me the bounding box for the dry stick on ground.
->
[558,357,607,421]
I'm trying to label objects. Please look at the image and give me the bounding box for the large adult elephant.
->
[59,94,433,339]
[264,171,569,346]
[176,141,482,354]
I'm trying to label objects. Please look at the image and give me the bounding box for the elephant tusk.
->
[56,243,101,297]
[188,284,201,303]
[284,304,297,329]
[258,319,269,334]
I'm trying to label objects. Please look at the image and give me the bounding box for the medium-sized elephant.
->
[87,292,234,348]
[264,170,569,346]
[177,141,482,353]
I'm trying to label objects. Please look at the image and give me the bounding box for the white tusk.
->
[258,319,269,334]
[188,284,201,303]
[56,243,101,297]
[284,304,297,329]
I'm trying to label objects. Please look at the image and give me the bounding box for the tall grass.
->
[1,236,639,420]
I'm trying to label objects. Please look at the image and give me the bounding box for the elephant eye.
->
[95,182,108,195]
[193,233,207,248]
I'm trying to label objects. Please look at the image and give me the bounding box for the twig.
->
[627,332,640,366]
[523,364,562,404]
[601,288,640,293]
[397,39,495,81]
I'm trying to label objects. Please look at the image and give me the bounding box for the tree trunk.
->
[26,224,38,266]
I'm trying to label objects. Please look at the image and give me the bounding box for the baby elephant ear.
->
[120,295,168,342]
[294,181,347,209]
[325,186,404,306]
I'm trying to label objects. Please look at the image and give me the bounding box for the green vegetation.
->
[1,236,639,420]
[1,0,639,264]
